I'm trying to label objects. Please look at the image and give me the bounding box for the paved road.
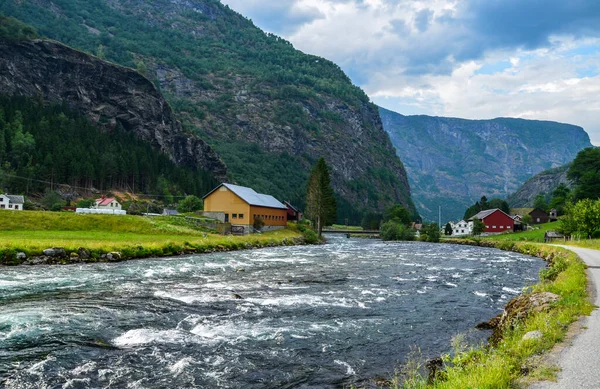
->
[531,246,600,389]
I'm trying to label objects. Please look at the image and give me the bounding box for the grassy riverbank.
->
[0,211,304,265]
[380,238,593,388]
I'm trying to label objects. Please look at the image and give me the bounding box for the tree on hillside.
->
[568,147,600,201]
[444,222,453,236]
[472,218,485,236]
[533,194,548,211]
[384,204,411,225]
[306,158,337,238]
[522,214,533,226]
[549,183,571,215]
[463,196,509,220]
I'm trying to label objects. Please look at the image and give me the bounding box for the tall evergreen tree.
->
[306,157,337,237]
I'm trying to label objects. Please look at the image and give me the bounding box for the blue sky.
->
[221,0,600,145]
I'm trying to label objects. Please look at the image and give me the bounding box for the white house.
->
[0,194,24,211]
[451,220,472,236]
[94,197,122,210]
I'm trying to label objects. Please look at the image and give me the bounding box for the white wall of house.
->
[95,200,122,210]
[451,220,472,236]
[0,195,23,211]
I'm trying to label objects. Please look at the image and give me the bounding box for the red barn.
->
[469,208,514,234]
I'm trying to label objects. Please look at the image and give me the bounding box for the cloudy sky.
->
[221,0,600,145]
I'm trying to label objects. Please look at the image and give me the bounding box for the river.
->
[0,236,544,388]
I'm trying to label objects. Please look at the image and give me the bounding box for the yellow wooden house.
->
[203,183,288,230]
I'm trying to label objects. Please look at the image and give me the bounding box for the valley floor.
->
[0,211,304,265]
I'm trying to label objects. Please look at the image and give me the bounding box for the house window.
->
[492,226,496,229]
[485,225,489,228]
[8,204,12,208]
[536,218,540,223]
[499,226,503,229]
[239,214,244,219]
[15,205,19,210]
[232,214,237,219]
[0,205,4,209]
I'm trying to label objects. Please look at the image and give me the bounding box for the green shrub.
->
[302,229,318,244]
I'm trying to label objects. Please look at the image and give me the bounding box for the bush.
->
[382,220,417,241]
[177,195,203,213]
[302,229,319,244]
[76,198,94,208]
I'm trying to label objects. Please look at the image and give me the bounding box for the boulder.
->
[16,252,27,260]
[523,330,543,341]
[77,247,91,259]
[489,292,560,345]
[106,252,122,261]
[42,247,67,258]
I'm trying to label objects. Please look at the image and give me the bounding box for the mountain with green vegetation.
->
[379,107,592,222]
[0,1,416,223]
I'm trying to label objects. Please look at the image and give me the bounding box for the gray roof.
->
[468,208,512,221]
[204,183,287,210]
[3,195,24,204]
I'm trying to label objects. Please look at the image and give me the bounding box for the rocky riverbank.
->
[411,238,593,388]
[3,236,308,266]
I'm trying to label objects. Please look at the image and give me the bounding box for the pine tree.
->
[306,157,337,238]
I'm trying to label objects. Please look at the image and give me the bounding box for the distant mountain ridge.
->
[379,107,592,221]
[0,0,416,222]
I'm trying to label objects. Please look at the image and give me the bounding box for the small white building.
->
[0,194,24,211]
[94,197,122,210]
[451,220,472,236]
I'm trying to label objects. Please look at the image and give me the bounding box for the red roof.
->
[96,197,116,206]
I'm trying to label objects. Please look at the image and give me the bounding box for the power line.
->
[0,172,196,199]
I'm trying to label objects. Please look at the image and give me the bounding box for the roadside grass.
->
[375,242,592,389]
[0,211,303,265]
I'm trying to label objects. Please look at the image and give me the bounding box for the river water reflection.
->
[0,236,544,388]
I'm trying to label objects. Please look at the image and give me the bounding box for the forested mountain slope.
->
[380,107,591,221]
[0,1,416,222]
[0,15,221,197]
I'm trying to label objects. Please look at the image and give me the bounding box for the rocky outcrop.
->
[507,165,571,208]
[380,107,592,221]
[478,292,560,345]
[0,39,227,180]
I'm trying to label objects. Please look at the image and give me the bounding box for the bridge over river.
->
[322,229,380,237]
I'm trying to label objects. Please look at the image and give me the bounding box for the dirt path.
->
[530,246,600,389]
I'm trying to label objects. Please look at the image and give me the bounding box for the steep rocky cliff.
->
[506,165,572,208]
[1,0,416,221]
[380,107,591,221]
[0,38,227,181]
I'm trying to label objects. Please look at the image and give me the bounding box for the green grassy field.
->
[0,211,303,265]
[480,222,560,242]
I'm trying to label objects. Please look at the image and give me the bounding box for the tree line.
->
[0,96,216,199]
